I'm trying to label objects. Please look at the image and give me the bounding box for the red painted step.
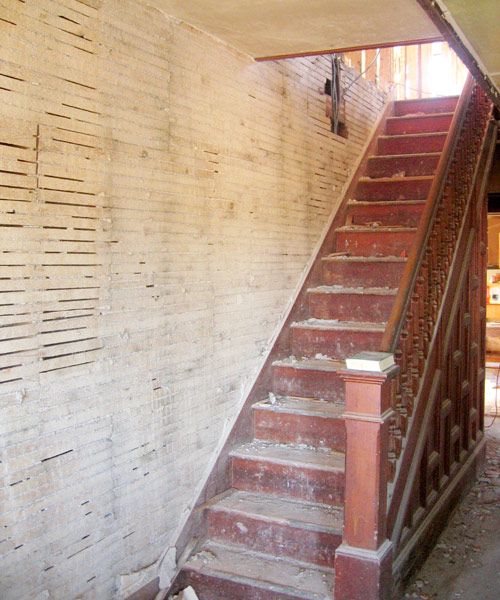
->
[253,396,345,451]
[355,175,433,201]
[335,225,416,257]
[347,200,425,227]
[321,255,407,288]
[175,541,334,600]
[272,357,344,402]
[367,153,440,178]
[385,112,453,135]
[206,490,343,567]
[308,285,397,322]
[290,319,385,359]
[378,132,447,155]
[394,95,458,116]
[231,442,345,505]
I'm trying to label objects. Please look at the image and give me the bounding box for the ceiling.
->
[144,0,499,100]
[438,0,500,92]
[145,0,442,59]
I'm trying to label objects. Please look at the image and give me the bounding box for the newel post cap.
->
[338,356,399,418]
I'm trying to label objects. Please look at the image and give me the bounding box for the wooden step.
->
[367,152,440,178]
[394,95,458,116]
[378,132,447,155]
[272,357,345,402]
[355,175,433,201]
[385,112,453,135]
[290,319,385,359]
[347,199,425,227]
[253,395,345,451]
[175,540,334,600]
[321,255,407,288]
[335,225,416,257]
[206,490,343,567]
[307,285,397,321]
[231,441,345,505]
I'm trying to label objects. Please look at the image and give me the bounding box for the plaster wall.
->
[0,1,385,598]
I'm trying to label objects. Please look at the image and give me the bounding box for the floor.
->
[401,419,500,600]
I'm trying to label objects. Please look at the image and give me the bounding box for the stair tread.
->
[358,174,434,183]
[308,285,398,295]
[348,199,426,206]
[209,489,343,533]
[387,111,454,121]
[371,151,441,160]
[395,95,458,108]
[185,540,333,599]
[231,441,345,472]
[336,224,417,232]
[291,318,386,332]
[321,254,407,263]
[273,356,345,372]
[254,395,344,418]
[379,131,448,140]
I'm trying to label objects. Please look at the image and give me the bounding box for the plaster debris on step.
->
[170,586,199,600]
[268,392,277,405]
[192,550,216,563]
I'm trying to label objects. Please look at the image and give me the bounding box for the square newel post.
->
[334,362,399,600]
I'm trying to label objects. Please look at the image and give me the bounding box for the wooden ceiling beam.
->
[255,36,443,62]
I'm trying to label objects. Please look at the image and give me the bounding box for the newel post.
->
[334,362,399,600]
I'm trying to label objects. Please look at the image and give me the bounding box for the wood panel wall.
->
[0,1,385,598]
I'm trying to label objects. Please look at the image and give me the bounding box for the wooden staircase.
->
[168,83,495,600]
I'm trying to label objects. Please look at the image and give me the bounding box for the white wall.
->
[0,1,386,598]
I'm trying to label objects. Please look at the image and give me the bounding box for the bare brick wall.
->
[0,1,385,598]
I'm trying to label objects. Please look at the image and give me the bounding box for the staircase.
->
[170,95,460,600]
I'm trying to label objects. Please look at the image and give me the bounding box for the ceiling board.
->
[145,0,441,59]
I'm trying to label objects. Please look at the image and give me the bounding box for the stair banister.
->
[380,74,474,353]
[337,74,495,600]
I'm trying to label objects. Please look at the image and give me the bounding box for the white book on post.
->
[345,351,395,372]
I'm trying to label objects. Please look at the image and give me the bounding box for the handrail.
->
[380,74,474,352]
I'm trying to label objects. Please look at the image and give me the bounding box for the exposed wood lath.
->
[0,2,387,598]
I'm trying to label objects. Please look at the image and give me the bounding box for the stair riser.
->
[385,113,453,135]
[254,409,346,451]
[348,203,424,227]
[367,154,439,178]
[273,364,343,402]
[174,571,310,600]
[356,178,432,201]
[207,509,341,567]
[232,456,345,505]
[335,230,415,257]
[291,326,383,359]
[378,134,446,155]
[322,260,406,288]
[394,96,458,116]
[308,292,394,322]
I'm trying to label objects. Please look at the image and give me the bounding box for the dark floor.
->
[402,420,500,600]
